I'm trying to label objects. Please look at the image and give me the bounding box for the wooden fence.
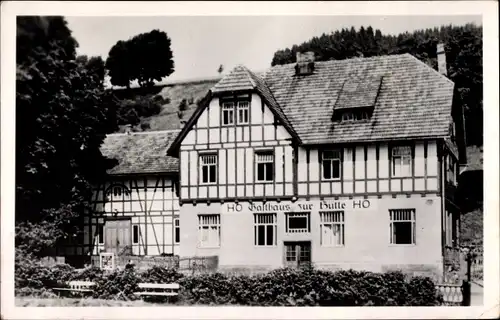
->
[90,254,218,273]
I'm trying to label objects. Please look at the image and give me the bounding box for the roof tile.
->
[101,130,179,175]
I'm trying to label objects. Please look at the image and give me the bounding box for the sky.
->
[65,15,482,84]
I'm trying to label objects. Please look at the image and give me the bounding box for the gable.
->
[180,93,292,146]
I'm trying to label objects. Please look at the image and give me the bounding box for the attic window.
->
[221,100,250,125]
[341,111,369,122]
[222,102,235,125]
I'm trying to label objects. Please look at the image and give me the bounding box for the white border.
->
[1,1,498,319]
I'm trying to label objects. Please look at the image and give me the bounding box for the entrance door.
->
[284,241,311,268]
[105,219,132,255]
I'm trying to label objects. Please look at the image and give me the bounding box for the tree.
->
[217,64,224,75]
[105,29,175,89]
[77,55,106,84]
[16,16,119,256]
[86,56,106,83]
[270,24,483,147]
[105,40,132,88]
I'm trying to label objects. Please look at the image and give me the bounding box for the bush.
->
[407,276,444,306]
[71,266,105,282]
[14,262,442,306]
[15,250,75,295]
[92,269,140,301]
[139,266,183,283]
[178,268,442,306]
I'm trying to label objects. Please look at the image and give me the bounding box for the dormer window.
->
[222,102,234,126]
[237,101,249,124]
[342,112,355,121]
[339,110,370,122]
[221,100,250,125]
[332,75,382,122]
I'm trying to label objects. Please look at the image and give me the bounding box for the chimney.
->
[437,43,447,76]
[295,51,315,75]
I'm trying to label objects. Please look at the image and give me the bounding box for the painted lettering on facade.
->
[226,199,372,213]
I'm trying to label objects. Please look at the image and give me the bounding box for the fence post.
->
[461,280,471,306]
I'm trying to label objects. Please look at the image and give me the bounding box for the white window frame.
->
[237,101,250,124]
[320,211,345,247]
[174,218,180,244]
[254,213,277,247]
[221,102,235,126]
[198,214,221,248]
[341,112,355,122]
[389,209,416,245]
[391,145,412,177]
[322,150,342,180]
[255,151,274,182]
[200,154,218,185]
[285,212,310,234]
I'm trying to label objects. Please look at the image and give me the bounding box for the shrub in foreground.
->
[15,261,442,306]
[178,267,442,306]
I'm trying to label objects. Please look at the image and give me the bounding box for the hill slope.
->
[113,78,220,133]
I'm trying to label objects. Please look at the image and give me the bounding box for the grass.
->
[15,296,159,307]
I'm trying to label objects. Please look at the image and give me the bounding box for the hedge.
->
[15,260,443,306]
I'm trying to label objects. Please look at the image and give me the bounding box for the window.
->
[256,152,274,182]
[113,187,122,197]
[389,209,416,245]
[285,213,310,233]
[322,150,341,180]
[198,215,221,247]
[200,154,217,184]
[360,111,369,120]
[320,211,345,246]
[222,102,235,125]
[450,121,456,141]
[174,218,180,244]
[237,101,249,124]
[254,214,277,246]
[341,112,355,121]
[340,111,369,122]
[391,145,412,177]
[97,224,104,244]
[447,155,456,184]
[105,184,130,200]
[132,225,139,244]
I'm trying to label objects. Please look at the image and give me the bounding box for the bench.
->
[134,283,180,298]
[53,281,95,296]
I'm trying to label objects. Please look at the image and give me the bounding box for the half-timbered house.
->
[167,47,467,279]
[60,130,181,264]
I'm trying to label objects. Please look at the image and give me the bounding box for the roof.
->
[334,75,383,110]
[262,54,454,144]
[101,130,179,175]
[169,53,454,154]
